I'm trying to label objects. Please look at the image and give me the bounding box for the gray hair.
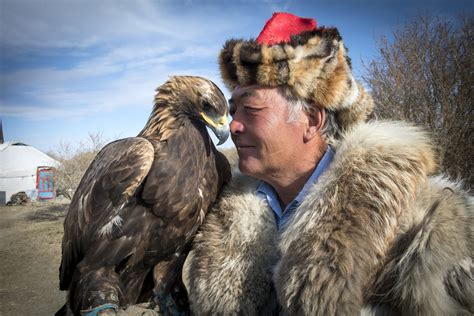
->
[320,110,338,142]
[277,87,339,141]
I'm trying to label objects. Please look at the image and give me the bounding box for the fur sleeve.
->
[183,173,279,315]
[371,175,473,314]
[274,121,438,315]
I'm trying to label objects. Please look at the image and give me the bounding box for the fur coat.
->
[183,121,473,315]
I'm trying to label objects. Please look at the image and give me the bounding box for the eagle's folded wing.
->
[59,137,154,290]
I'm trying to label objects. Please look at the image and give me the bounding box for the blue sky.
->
[1,0,472,153]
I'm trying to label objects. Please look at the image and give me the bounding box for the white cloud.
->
[0,0,238,49]
[1,55,224,122]
[0,0,260,133]
[1,72,158,121]
[1,37,223,120]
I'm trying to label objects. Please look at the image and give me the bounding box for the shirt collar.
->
[293,145,334,204]
[256,146,334,226]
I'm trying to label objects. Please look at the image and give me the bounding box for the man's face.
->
[229,86,307,179]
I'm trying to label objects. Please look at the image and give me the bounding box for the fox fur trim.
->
[184,121,473,315]
[182,174,279,315]
[219,28,374,133]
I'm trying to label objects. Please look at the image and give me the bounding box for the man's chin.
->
[237,157,260,177]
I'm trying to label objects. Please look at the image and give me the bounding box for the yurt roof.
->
[0,141,59,177]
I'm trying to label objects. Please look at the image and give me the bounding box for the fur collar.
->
[184,121,471,315]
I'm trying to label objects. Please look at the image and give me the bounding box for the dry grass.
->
[0,201,68,315]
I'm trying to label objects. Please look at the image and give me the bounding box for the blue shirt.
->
[256,146,334,231]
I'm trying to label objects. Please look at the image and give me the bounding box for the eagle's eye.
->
[202,101,212,113]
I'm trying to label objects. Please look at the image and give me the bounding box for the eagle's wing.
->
[213,146,232,188]
[59,137,154,290]
[128,124,231,258]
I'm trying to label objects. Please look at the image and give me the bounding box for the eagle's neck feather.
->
[138,98,186,140]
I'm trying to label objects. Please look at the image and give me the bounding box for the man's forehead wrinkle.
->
[232,89,260,106]
[242,90,258,98]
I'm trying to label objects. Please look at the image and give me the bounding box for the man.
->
[183,12,473,315]
[230,84,332,231]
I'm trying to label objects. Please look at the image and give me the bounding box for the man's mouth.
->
[235,144,253,149]
[233,137,254,150]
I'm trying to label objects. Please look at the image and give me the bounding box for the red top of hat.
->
[256,12,317,46]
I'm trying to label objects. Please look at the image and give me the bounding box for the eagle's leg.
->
[152,252,190,315]
[69,267,124,315]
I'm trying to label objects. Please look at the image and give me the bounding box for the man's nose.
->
[230,118,245,135]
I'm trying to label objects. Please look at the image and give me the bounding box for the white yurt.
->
[0,141,59,204]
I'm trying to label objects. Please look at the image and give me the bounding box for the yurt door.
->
[37,167,55,199]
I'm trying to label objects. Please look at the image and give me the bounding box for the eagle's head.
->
[153,76,230,145]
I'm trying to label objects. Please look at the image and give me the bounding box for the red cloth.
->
[256,12,317,46]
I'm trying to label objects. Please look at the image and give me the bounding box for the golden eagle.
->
[57,76,231,315]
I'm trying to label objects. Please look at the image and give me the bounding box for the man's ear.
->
[303,106,325,143]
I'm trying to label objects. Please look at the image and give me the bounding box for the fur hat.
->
[219,12,374,134]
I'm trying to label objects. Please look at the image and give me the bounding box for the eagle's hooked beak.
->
[200,112,230,145]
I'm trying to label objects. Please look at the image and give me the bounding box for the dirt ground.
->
[0,201,68,315]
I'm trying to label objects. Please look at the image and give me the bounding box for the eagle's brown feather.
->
[60,138,154,289]
[58,76,231,315]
